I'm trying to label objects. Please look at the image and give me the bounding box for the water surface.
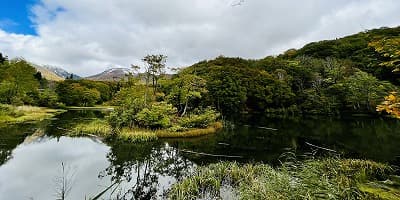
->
[1,111,399,199]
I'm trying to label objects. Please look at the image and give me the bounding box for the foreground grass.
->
[168,159,400,200]
[0,104,64,124]
[70,121,223,142]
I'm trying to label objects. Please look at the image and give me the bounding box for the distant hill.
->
[289,26,400,83]
[85,68,132,81]
[30,63,65,81]
[42,65,81,80]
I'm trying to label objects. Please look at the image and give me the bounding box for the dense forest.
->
[1,26,399,119]
[169,26,400,118]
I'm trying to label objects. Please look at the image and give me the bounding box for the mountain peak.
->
[85,67,132,81]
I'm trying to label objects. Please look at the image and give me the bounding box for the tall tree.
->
[0,53,6,64]
[142,55,167,94]
[134,55,167,106]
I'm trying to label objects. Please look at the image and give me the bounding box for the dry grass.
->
[0,104,64,124]
[156,122,223,138]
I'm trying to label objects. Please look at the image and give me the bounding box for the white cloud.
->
[0,0,399,76]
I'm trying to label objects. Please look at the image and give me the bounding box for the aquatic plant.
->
[168,159,396,200]
[118,128,158,143]
[156,122,223,138]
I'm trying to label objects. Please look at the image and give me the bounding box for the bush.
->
[178,108,220,128]
[106,97,146,128]
[38,89,59,108]
[135,102,177,129]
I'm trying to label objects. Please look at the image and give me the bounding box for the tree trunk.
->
[181,101,188,117]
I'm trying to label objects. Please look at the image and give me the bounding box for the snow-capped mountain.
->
[85,68,133,81]
[42,65,81,80]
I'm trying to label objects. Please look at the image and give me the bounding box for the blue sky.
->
[0,0,37,35]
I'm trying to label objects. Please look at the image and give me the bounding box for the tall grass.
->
[168,159,395,200]
[71,119,112,137]
[69,121,223,142]
[157,122,223,138]
[0,104,63,124]
[118,128,158,142]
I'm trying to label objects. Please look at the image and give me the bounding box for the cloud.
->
[0,0,399,76]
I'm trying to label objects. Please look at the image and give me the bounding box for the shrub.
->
[135,102,177,129]
[106,97,146,128]
[178,108,220,128]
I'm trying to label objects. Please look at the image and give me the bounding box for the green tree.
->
[135,102,177,129]
[0,53,7,64]
[167,74,207,116]
[0,59,40,105]
[56,80,102,106]
[344,71,395,111]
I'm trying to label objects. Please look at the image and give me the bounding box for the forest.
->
[1,26,400,199]
[1,26,399,121]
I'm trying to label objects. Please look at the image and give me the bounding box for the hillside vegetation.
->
[176,26,400,117]
[0,26,399,119]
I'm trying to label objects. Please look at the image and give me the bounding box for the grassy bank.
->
[0,104,64,124]
[70,120,222,142]
[168,159,400,200]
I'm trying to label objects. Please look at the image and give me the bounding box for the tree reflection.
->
[0,123,45,165]
[99,141,195,199]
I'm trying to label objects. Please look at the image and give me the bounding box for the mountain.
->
[42,65,81,80]
[85,68,132,81]
[30,63,65,81]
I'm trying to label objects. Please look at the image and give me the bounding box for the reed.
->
[168,159,395,200]
[118,128,158,143]
[156,122,223,138]
[71,119,112,137]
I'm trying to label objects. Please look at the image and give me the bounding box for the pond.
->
[0,110,400,199]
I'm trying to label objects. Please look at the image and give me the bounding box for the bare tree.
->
[54,162,76,200]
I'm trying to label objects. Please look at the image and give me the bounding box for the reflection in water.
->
[1,111,400,199]
[99,142,195,199]
[53,162,76,200]
[0,136,110,200]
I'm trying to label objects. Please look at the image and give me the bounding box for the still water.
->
[0,111,400,199]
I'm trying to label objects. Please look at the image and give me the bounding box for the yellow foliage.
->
[369,37,400,72]
[376,92,400,119]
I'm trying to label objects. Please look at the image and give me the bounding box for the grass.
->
[168,159,398,200]
[69,120,157,142]
[118,128,158,142]
[69,121,223,143]
[71,119,112,137]
[0,104,64,124]
[156,122,223,138]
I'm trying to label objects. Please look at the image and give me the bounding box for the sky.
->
[0,0,399,76]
